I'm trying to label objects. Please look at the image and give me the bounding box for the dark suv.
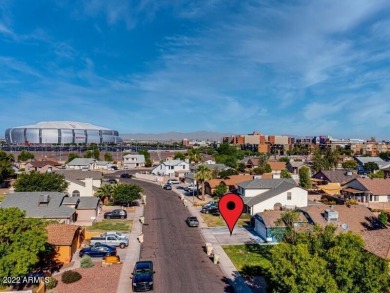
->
[131,261,154,292]
[104,209,127,219]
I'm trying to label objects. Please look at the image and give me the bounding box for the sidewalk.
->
[116,204,144,292]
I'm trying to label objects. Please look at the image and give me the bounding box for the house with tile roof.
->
[55,170,103,197]
[342,178,390,203]
[204,175,255,195]
[151,160,190,177]
[267,161,287,173]
[24,160,62,173]
[237,178,308,215]
[46,224,85,263]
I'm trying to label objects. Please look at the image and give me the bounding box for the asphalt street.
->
[131,179,232,293]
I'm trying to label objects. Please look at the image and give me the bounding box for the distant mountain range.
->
[120,131,234,141]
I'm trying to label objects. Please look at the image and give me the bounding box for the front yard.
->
[222,244,272,276]
[201,213,250,227]
[86,219,133,232]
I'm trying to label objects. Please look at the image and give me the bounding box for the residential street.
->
[130,179,231,293]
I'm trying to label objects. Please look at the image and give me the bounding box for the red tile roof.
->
[267,161,287,171]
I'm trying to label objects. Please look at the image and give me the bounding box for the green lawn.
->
[201,213,251,227]
[223,244,272,277]
[86,219,133,232]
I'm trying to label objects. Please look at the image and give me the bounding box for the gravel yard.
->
[50,262,123,293]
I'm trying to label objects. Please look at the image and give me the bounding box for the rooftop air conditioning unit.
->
[324,209,339,222]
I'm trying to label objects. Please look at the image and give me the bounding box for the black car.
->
[79,244,117,258]
[208,207,220,216]
[162,184,172,190]
[121,173,132,178]
[131,261,154,292]
[104,209,127,219]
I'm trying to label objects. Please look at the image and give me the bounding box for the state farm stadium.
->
[5,121,123,144]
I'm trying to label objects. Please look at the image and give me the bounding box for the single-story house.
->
[354,156,390,174]
[286,161,305,174]
[55,170,103,197]
[0,192,101,225]
[237,179,308,215]
[151,160,190,177]
[267,161,287,174]
[46,224,85,263]
[312,170,359,185]
[123,154,145,169]
[66,158,96,171]
[24,160,62,173]
[342,178,390,203]
[361,229,390,259]
[190,163,229,173]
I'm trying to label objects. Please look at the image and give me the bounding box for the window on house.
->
[374,195,379,201]
[183,165,185,169]
[72,190,80,197]
[387,195,390,202]
[170,166,174,170]
[287,192,292,200]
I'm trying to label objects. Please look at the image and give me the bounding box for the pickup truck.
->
[90,235,129,249]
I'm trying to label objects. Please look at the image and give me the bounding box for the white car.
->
[100,231,128,240]
[167,179,181,184]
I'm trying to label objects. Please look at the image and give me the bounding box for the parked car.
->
[90,235,129,249]
[100,231,128,240]
[201,201,218,211]
[201,204,220,215]
[208,207,220,216]
[162,184,172,190]
[79,244,117,258]
[121,173,132,178]
[104,209,127,219]
[186,216,199,227]
[184,185,197,192]
[167,179,180,184]
[107,178,117,183]
[131,261,155,292]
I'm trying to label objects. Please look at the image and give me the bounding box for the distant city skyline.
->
[1,1,390,139]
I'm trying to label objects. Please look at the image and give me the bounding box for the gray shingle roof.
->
[163,160,186,166]
[0,192,75,219]
[67,158,95,166]
[238,178,296,189]
[245,180,298,207]
[191,164,229,171]
[77,197,100,209]
[312,170,359,184]
[54,170,103,180]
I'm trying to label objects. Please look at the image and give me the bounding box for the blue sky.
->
[1,1,390,139]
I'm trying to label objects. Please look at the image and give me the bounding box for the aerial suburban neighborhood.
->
[1,122,390,293]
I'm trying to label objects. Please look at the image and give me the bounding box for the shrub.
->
[61,270,82,284]
[45,276,58,290]
[80,255,94,268]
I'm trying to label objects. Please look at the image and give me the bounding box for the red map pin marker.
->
[218,193,244,236]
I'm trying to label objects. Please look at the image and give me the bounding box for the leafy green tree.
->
[278,157,290,163]
[369,170,384,178]
[218,168,239,179]
[214,183,227,198]
[224,156,237,169]
[66,153,80,164]
[0,151,14,184]
[187,149,202,164]
[280,169,292,179]
[264,163,272,173]
[267,243,338,293]
[252,166,265,175]
[379,152,390,161]
[237,162,247,173]
[378,211,388,227]
[195,165,212,201]
[0,208,48,285]
[312,148,340,172]
[174,152,186,160]
[364,162,379,173]
[342,159,358,170]
[17,150,35,162]
[104,152,113,162]
[95,183,116,202]
[112,183,143,206]
[13,171,69,192]
[138,150,152,167]
[299,166,312,189]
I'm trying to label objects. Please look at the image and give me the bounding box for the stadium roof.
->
[13,121,112,130]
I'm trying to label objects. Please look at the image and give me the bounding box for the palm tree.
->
[95,183,117,204]
[187,149,203,164]
[195,165,212,201]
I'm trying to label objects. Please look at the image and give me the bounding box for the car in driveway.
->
[79,244,117,258]
[100,231,128,240]
[90,234,129,249]
[201,205,220,216]
[186,216,199,227]
[167,179,180,184]
[131,261,155,292]
[162,183,172,190]
[104,209,127,219]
